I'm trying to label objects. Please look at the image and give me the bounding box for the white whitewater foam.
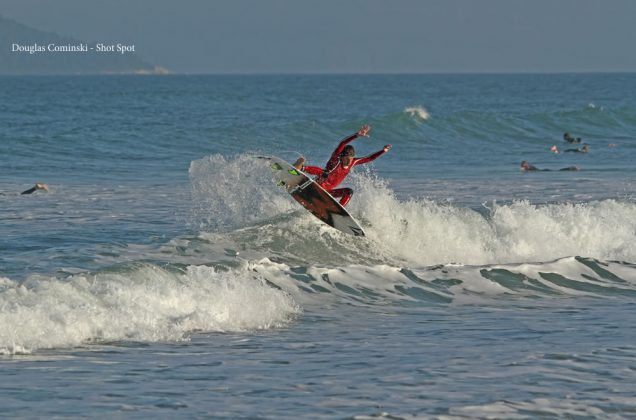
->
[187,155,636,268]
[246,256,636,311]
[349,173,636,266]
[0,264,300,355]
[404,106,430,120]
[450,397,608,418]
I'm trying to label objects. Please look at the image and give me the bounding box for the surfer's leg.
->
[339,190,353,206]
[292,157,305,170]
[330,188,353,207]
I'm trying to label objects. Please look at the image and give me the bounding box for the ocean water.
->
[1,74,635,418]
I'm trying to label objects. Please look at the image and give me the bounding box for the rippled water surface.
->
[1,74,635,417]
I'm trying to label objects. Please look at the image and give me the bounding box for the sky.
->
[2,0,636,74]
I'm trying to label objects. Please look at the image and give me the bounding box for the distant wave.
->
[361,104,636,147]
[403,106,430,121]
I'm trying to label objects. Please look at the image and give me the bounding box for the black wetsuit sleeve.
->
[21,186,37,195]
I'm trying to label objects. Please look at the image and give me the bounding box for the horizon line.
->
[2,70,636,77]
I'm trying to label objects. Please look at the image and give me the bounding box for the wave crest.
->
[403,106,430,121]
[0,263,300,355]
[351,173,636,266]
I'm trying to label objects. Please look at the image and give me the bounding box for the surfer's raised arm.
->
[332,125,371,157]
[293,124,390,208]
[354,144,392,165]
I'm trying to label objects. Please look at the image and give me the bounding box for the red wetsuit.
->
[303,133,387,207]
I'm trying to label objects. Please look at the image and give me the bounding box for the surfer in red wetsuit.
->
[295,125,391,207]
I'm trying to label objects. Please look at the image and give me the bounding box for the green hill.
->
[0,15,167,75]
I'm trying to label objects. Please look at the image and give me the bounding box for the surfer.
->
[563,132,582,143]
[564,143,589,153]
[296,125,391,207]
[520,160,540,171]
[21,183,49,195]
[520,161,579,172]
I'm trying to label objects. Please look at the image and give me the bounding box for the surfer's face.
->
[341,155,353,167]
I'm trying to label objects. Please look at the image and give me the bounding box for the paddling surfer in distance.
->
[564,143,590,153]
[563,132,582,143]
[21,183,49,194]
[520,161,579,172]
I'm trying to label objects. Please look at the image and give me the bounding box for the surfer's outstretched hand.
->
[383,144,392,152]
[357,125,371,137]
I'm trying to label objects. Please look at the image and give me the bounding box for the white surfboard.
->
[263,156,365,237]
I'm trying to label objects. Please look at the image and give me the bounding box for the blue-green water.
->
[1,74,635,418]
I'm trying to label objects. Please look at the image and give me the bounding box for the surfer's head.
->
[340,145,355,166]
[520,160,531,171]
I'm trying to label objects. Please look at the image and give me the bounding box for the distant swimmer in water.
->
[564,143,589,153]
[563,132,582,143]
[520,160,540,171]
[550,145,560,154]
[520,161,579,172]
[21,183,49,195]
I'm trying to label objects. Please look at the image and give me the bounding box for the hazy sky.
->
[2,0,636,73]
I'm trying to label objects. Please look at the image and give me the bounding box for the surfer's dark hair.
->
[342,145,355,157]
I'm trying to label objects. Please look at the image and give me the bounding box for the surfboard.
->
[263,156,365,237]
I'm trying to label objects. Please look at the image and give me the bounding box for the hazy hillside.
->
[0,15,167,75]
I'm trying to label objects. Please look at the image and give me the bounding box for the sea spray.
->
[189,154,295,231]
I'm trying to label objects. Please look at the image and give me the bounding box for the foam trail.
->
[0,264,300,355]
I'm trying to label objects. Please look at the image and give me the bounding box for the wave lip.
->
[0,264,300,355]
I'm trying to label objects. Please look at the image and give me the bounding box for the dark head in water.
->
[520,161,538,171]
[563,132,582,143]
